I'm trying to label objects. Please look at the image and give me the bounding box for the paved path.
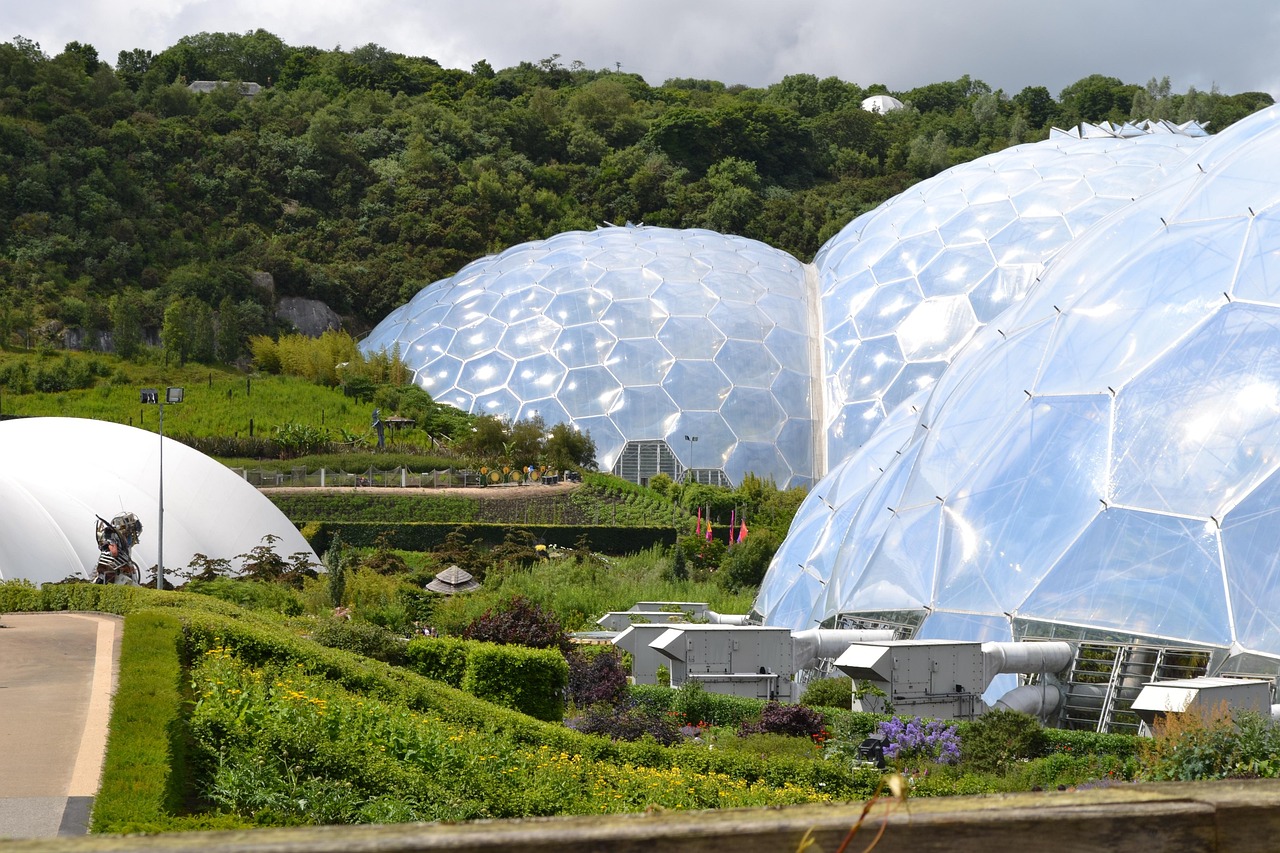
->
[0,612,121,840]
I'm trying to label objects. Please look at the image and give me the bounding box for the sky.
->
[7,0,1280,100]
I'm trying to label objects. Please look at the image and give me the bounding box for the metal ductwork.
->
[994,683,1065,718]
[793,628,896,671]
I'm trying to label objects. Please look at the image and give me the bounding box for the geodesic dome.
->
[0,417,318,586]
[757,105,1280,674]
[816,121,1208,464]
[362,226,819,488]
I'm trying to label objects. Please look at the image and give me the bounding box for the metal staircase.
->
[1058,642,1210,733]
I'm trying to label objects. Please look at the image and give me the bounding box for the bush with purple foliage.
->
[462,595,571,654]
[878,716,961,768]
[566,701,682,746]
[567,647,629,709]
[737,701,827,741]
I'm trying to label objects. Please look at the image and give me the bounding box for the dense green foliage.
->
[1,32,1271,356]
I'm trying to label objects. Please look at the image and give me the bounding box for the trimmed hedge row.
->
[305,522,676,555]
[266,492,481,524]
[403,636,568,722]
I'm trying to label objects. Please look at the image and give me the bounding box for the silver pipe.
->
[792,628,895,670]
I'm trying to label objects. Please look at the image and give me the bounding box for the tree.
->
[543,422,597,471]
[1012,85,1055,129]
[109,291,143,359]
[161,296,192,365]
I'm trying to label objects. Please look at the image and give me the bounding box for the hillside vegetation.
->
[1,31,1272,360]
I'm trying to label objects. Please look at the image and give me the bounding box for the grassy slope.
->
[0,351,369,438]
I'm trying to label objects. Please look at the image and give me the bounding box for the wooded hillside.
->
[0,30,1272,363]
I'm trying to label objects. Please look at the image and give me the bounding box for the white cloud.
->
[5,0,1279,98]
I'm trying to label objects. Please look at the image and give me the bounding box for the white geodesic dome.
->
[362,226,819,488]
[0,417,318,585]
[756,105,1280,674]
[815,121,1208,465]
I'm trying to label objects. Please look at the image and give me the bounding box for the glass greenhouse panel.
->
[1222,473,1280,654]
[1019,509,1230,645]
[934,395,1111,612]
[1110,305,1280,518]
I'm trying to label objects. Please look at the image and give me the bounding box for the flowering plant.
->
[878,716,961,768]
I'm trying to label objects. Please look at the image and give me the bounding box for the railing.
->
[233,466,572,489]
[34,779,1280,852]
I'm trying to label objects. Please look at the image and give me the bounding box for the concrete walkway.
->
[0,612,121,840]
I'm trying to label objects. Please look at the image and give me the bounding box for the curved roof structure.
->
[0,417,318,585]
[861,95,904,114]
[363,226,819,488]
[815,124,1207,464]
[755,105,1280,675]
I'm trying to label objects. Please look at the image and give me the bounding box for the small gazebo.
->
[425,565,480,595]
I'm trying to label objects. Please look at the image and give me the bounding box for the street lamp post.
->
[683,434,698,484]
[141,387,183,590]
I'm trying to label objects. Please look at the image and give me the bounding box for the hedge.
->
[403,635,568,722]
[462,643,569,723]
[266,492,480,524]
[306,522,676,555]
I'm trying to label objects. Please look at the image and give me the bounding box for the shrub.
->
[1136,706,1280,782]
[567,702,682,746]
[309,618,405,664]
[185,577,303,616]
[463,595,571,654]
[567,647,629,709]
[800,676,854,710]
[403,636,471,688]
[738,702,827,741]
[958,709,1042,775]
[462,643,569,722]
[879,716,961,770]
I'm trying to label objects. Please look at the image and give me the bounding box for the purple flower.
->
[878,716,961,766]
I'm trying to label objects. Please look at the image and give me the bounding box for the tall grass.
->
[428,546,755,633]
[0,352,371,438]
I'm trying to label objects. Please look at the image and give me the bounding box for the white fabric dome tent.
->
[0,417,318,585]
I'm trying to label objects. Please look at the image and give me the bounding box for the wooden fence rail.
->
[10,780,1280,853]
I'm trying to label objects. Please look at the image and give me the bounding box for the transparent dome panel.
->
[664,360,732,410]
[554,324,616,369]
[546,289,606,327]
[853,280,923,340]
[658,315,725,359]
[842,503,942,612]
[508,353,567,400]
[722,387,784,441]
[474,387,521,416]
[726,442,786,488]
[559,365,623,417]
[895,295,978,362]
[497,315,561,360]
[710,301,773,342]
[1230,213,1280,303]
[607,338,675,387]
[870,231,946,284]
[457,351,515,397]
[1111,305,1280,518]
[650,279,717,315]
[1035,219,1244,396]
[1221,471,1280,655]
[764,327,812,373]
[602,298,667,339]
[838,335,905,403]
[1020,509,1230,645]
[717,340,780,388]
[916,241,997,298]
[611,385,678,437]
[916,611,1013,644]
[935,395,1111,613]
